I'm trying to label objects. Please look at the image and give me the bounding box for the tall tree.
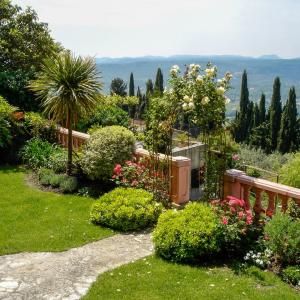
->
[233,70,250,142]
[154,68,164,95]
[277,87,298,153]
[269,77,282,150]
[110,77,127,96]
[0,0,61,111]
[146,79,154,96]
[29,52,102,175]
[129,72,135,96]
[253,103,260,128]
[247,101,255,134]
[259,93,266,125]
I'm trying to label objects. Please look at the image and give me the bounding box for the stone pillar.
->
[253,188,264,215]
[266,191,276,217]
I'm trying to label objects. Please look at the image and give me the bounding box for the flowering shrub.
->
[211,196,255,253]
[244,249,272,269]
[111,159,170,206]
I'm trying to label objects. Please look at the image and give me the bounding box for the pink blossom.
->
[232,154,239,161]
[114,164,122,175]
[238,211,245,220]
[210,199,221,206]
[222,217,228,225]
[227,196,245,207]
[230,206,236,214]
[246,214,253,225]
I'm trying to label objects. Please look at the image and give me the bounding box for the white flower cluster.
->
[189,64,200,76]
[170,65,180,76]
[205,66,217,78]
[201,96,210,105]
[182,95,195,111]
[244,249,272,268]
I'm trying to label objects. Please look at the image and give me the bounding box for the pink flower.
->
[222,217,228,225]
[238,211,244,220]
[131,180,138,187]
[230,206,236,214]
[246,214,253,225]
[227,196,245,207]
[210,199,221,206]
[114,164,122,175]
[232,154,239,161]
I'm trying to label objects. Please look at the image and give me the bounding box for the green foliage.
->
[59,176,78,193]
[77,105,130,133]
[264,213,300,265]
[110,77,127,96]
[238,144,293,173]
[80,126,135,180]
[280,152,300,188]
[24,112,57,142]
[38,168,54,185]
[101,94,139,107]
[277,87,298,153]
[29,51,103,174]
[287,200,300,220]
[0,0,61,111]
[129,73,135,97]
[49,174,66,188]
[153,203,219,262]
[154,68,164,95]
[269,77,282,151]
[259,93,266,124]
[90,188,162,231]
[233,70,250,142]
[281,266,300,286]
[21,138,57,169]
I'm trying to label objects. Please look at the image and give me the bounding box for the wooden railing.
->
[224,169,300,216]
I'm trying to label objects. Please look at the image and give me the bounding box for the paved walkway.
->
[0,232,153,300]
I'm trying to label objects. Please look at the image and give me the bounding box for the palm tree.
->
[29,51,102,175]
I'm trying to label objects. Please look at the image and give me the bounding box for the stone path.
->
[0,232,153,300]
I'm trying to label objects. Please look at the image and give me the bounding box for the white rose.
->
[188,102,195,109]
[183,95,190,103]
[182,103,188,110]
[201,96,210,105]
[224,97,231,104]
[170,65,180,76]
[217,87,225,95]
[196,75,203,84]
[205,67,215,77]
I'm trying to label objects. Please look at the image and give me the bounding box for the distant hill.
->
[96,55,300,117]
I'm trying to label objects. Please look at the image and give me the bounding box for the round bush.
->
[280,153,300,188]
[38,168,55,186]
[80,126,135,180]
[90,187,162,231]
[49,174,66,188]
[264,213,300,265]
[153,203,219,262]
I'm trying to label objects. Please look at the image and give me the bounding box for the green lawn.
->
[0,166,114,255]
[83,256,299,300]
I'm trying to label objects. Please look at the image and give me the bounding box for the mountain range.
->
[96,55,300,117]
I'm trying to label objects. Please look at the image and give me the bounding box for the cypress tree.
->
[269,77,282,150]
[234,70,250,142]
[259,93,266,124]
[146,79,154,97]
[247,101,255,134]
[129,72,135,96]
[277,87,298,153]
[154,68,164,94]
[253,103,260,128]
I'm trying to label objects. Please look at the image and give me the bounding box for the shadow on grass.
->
[0,165,24,173]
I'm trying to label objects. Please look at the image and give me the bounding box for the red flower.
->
[114,164,122,175]
[246,214,253,225]
[222,217,228,225]
[227,196,245,207]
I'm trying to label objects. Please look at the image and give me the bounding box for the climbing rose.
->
[222,217,228,225]
[114,164,122,175]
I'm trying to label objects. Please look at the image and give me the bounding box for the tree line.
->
[109,68,164,119]
[232,70,300,154]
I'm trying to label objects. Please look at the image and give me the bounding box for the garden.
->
[0,53,300,299]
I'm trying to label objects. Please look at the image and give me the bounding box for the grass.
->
[83,256,299,300]
[0,166,114,255]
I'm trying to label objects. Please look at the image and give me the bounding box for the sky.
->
[13,0,300,58]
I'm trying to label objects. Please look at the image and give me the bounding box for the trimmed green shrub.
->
[264,213,300,265]
[77,105,130,133]
[90,188,162,231]
[38,168,55,186]
[49,174,66,188]
[280,152,300,188]
[153,203,219,262]
[80,126,135,180]
[282,266,300,286]
[59,176,78,193]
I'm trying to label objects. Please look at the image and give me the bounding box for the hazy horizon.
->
[13,0,300,59]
